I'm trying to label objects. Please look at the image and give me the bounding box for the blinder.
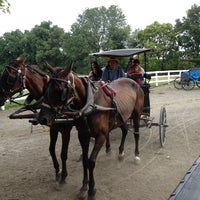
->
[44,77,75,113]
[0,64,25,101]
[61,88,67,102]
[6,73,17,86]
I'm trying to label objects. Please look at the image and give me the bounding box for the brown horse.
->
[37,63,144,199]
[0,57,47,107]
[0,57,72,183]
[0,57,126,185]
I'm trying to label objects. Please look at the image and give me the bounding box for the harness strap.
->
[99,81,118,114]
[22,67,27,89]
[99,81,117,96]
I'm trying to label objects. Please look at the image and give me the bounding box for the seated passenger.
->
[101,57,125,82]
[127,58,145,85]
[88,61,102,81]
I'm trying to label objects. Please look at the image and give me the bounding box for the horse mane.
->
[28,65,48,77]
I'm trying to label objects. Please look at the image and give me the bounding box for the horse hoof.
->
[56,171,61,182]
[134,156,141,164]
[106,147,111,154]
[59,178,66,184]
[87,195,96,200]
[118,152,125,161]
[77,189,87,200]
[88,189,96,200]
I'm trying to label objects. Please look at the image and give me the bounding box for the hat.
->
[107,57,119,64]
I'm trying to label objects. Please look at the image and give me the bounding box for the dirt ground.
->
[1,83,200,200]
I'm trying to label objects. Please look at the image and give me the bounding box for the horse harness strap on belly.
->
[98,81,118,113]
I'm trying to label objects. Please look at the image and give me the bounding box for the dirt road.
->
[0,84,200,200]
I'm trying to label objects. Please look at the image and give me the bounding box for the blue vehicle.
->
[174,68,200,90]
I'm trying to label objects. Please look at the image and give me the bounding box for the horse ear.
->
[45,61,56,74]
[63,62,73,77]
[16,56,27,65]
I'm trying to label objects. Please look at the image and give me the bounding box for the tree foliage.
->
[175,4,200,59]
[62,5,131,73]
[24,21,66,69]
[0,0,10,13]
[0,4,199,74]
[135,22,178,70]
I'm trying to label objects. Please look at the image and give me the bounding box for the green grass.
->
[4,100,25,109]
[2,90,29,110]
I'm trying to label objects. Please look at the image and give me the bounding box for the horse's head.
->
[38,63,77,126]
[0,57,27,106]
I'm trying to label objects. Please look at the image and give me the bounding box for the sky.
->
[0,0,199,36]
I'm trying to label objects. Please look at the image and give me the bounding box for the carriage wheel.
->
[173,77,183,89]
[159,106,167,147]
[182,79,195,90]
[196,78,200,88]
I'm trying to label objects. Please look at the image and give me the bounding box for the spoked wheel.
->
[182,79,195,90]
[173,77,183,89]
[159,106,167,147]
[196,78,200,88]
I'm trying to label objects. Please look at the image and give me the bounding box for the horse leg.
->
[59,127,71,184]
[49,127,60,181]
[132,115,140,163]
[105,135,111,153]
[77,133,90,199]
[87,134,106,199]
[118,123,128,160]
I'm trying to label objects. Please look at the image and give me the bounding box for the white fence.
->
[146,69,187,86]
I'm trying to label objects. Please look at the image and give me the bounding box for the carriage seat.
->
[144,73,151,80]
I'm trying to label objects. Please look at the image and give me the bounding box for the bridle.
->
[0,63,27,102]
[41,72,76,115]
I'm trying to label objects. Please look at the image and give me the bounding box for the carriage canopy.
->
[90,48,152,58]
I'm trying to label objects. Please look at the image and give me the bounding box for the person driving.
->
[101,57,125,82]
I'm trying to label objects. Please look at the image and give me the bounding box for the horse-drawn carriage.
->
[90,48,168,147]
[0,48,168,199]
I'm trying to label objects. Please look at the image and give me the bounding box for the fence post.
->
[168,71,170,84]
[155,72,158,86]
[0,105,5,110]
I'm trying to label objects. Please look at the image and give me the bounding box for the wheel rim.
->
[159,106,167,147]
[174,77,182,89]
[182,80,195,90]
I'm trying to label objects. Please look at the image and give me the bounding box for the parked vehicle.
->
[174,68,200,90]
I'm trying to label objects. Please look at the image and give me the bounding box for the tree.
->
[24,21,66,70]
[175,4,200,59]
[131,22,178,70]
[62,5,131,74]
[0,0,10,13]
[0,30,26,72]
[0,21,67,73]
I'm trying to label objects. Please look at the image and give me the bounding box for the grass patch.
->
[4,100,25,110]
